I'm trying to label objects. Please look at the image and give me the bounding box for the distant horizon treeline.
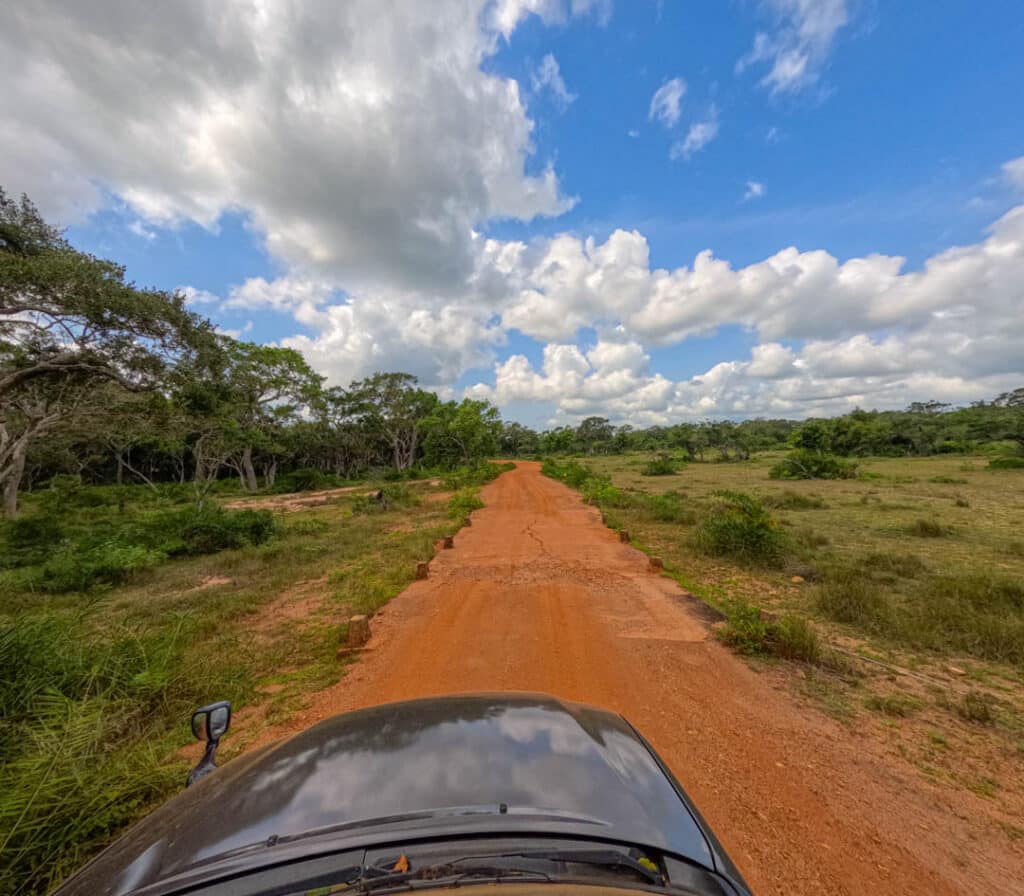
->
[3,188,1023,517]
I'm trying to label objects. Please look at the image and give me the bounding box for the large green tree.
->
[0,190,215,516]
[347,372,438,471]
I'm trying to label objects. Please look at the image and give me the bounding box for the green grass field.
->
[553,452,1024,817]
[0,470,500,896]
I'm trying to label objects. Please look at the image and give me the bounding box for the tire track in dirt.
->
[283,462,1022,896]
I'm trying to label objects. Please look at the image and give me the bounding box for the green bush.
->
[815,566,895,632]
[541,459,627,507]
[151,507,277,556]
[638,491,696,524]
[40,541,166,593]
[273,467,341,493]
[770,449,858,480]
[441,462,513,490]
[541,458,593,489]
[640,454,681,476]
[716,600,822,664]
[448,488,484,520]
[694,491,788,567]
[988,456,1024,470]
[1,515,65,567]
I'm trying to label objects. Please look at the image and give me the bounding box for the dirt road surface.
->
[285,462,1021,895]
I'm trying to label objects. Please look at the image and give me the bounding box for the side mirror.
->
[186,701,231,788]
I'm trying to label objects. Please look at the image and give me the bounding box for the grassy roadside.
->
[542,453,1024,820]
[0,463,509,896]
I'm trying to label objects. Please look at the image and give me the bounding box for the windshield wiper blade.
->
[360,864,552,892]
[488,847,664,886]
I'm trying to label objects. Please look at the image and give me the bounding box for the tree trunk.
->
[241,445,259,492]
[116,451,124,485]
[3,440,27,519]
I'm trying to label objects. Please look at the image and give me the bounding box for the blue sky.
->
[4,0,1024,426]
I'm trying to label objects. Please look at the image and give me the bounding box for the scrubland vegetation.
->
[544,449,1024,816]
[4,188,1024,889]
[0,463,505,895]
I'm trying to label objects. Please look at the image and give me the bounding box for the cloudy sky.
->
[3,0,1023,427]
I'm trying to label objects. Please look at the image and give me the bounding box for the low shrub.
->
[541,458,593,490]
[442,462,514,490]
[40,541,166,593]
[907,518,950,538]
[770,449,858,481]
[694,491,788,567]
[815,566,894,632]
[541,459,627,508]
[956,690,997,725]
[954,497,970,508]
[448,488,484,520]
[865,693,922,717]
[637,491,696,525]
[859,552,928,578]
[906,573,1024,664]
[988,456,1024,470]
[716,600,822,664]
[763,490,826,510]
[795,528,830,549]
[1,515,65,567]
[640,454,682,476]
[283,517,331,537]
[167,507,276,555]
[273,467,341,493]
[929,476,967,484]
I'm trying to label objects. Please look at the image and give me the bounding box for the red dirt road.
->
[291,462,1021,895]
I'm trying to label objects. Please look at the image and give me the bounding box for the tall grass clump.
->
[815,566,895,633]
[905,573,1024,664]
[541,459,626,507]
[716,599,823,665]
[448,488,485,519]
[762,490,826,510]
[988,456,1024,470]
[907,518,950,538]
[636,491,697,525]
[769,449,858,481]
[640,453,683,476]
[442,461,514,490]
[0,612,253,895]
[694,491,788,567]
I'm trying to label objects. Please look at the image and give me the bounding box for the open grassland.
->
[557,452,1024,827]
[0,467,505,896]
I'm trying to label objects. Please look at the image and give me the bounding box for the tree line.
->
[2,188,1021,518]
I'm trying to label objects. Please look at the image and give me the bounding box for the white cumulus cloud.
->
[0,0,577,293]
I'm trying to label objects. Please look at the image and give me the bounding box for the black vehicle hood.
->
[58,693,716,895]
